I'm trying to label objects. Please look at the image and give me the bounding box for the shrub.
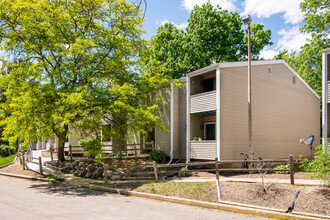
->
[0,145,16,157]
[148,150,166,163]
[114,151,127,158]
[301,145,330,186]
[178,167,192,177]
[78,136,102,159]
[273,163,304,174]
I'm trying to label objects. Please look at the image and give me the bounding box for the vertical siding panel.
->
[220,64,320,160]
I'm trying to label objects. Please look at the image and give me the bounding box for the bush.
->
[178,167,192,177]
[148,150,166,163]
[0,145,16,157]
[78,136,102,159]
[301,145,330,186]
[114,151,127,158]
[273,163,304,174]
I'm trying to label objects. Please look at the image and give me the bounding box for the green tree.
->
[150,3,273,79]
[0,0,169,161]
[300,0,329,37]
[274,0,330,96]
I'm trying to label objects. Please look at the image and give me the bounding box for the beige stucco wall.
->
[220,63,320,160]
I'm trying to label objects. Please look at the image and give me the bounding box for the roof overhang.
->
[322,48,330,54]
[184,60,320,99]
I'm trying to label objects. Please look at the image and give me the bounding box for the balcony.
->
[190,90,216,114]
[190,140,216,160]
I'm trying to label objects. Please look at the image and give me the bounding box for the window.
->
[202,78,216,92]
[65,137,69,143]
[204,122,216,140]
[102,124,112,142]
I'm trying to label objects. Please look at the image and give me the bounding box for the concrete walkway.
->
[26,150,58,176]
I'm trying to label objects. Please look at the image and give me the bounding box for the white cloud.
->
[276,26,311,51]
[160,20,188,30]
[182,0,237,11]
[242,0,304,24]
[259,26,311,60]
[259,49,278,60]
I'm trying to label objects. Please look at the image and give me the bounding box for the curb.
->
[0,172,58,183]
[84,184,329,220]
[0,156,17,169]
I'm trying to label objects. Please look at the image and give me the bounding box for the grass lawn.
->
[0,154,16,167]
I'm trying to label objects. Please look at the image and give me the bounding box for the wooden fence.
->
[18,151,44,175]
[65,141,155,161]
[104,155,298,185]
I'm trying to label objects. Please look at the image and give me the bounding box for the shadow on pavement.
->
[28,183,108,197]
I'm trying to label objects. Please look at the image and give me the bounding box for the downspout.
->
[216,67,221,160]
[322,51,327,148]
[186,76,191,163]
[168,83,174,164]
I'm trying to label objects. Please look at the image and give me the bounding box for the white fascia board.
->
[187,63,220,78]
[322,48,330,53]
[185,59,319,99]
[218,60,284,68]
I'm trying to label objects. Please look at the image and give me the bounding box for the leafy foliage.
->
[301,145,330,186]
[150,2,273,79]
[178,167,192,177]
[114,151,127,158]
[274,0,330,96]
[0,145,15,157]
[273,163,304,174]
[148,150,167,163]
[78,136,102,159]
[300,0,329,37]
[0,0,170,161]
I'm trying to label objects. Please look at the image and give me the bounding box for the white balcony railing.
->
[190,90,216,114]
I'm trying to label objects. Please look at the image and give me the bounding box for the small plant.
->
[301,145,330,186]
[178,167,192,177]
[149,150,166,163]
[193,137,202,141]
[78,136,102,159]
[45,176,65,182]
[130,168,138,173]
[114,151,127,158]
[274,163,305,174]
[151,187,157,193]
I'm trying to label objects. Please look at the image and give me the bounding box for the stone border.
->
[84,184,329,220]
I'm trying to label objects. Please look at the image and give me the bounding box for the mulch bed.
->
[100,181,330,216]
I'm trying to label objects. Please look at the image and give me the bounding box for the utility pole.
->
[243,15,253,161]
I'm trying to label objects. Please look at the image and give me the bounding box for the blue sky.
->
[141,0,311,59]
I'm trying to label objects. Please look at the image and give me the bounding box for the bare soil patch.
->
[98,181,329,216]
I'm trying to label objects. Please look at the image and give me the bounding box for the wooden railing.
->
[105,156,298,185]
[65,141,155,161]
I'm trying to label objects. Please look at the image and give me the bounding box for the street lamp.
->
[243,15,253,162]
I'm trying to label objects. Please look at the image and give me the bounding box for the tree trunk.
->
[57,137,66,162]
[57,124,69,162]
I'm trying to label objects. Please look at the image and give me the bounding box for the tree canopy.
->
[274,0,330,96]
[150,2,273,79]
[0,0,170,161]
